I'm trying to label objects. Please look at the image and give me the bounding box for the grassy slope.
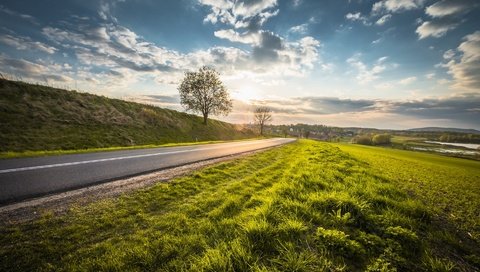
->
[1,140,479,271]
[0,79,255,153]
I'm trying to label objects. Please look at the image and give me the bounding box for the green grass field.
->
[1,140,479,271]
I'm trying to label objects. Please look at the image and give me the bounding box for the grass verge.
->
[1,140,479,271]
[0,137,268,159]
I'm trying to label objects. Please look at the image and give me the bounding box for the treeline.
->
[438,133,480,144]
[351,133,391,146]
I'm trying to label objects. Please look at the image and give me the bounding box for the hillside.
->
[0,79,255,152]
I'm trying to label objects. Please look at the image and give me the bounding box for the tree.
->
[254,106,272,136]
[178,66,232,125]
[352,135,372,145]
[372,133,391,145]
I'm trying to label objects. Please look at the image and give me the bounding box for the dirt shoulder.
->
[0,148,270,225]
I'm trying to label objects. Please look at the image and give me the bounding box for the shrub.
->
[372,134,391,145]
[353,135,373,145]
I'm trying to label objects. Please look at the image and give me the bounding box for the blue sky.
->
[0,0,479,129]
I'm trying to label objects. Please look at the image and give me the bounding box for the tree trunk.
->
[203,114,208,125]
[260,124,264,135]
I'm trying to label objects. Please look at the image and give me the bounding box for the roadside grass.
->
[0,79,255,153]
[1,140,479,271]
[0,137,268,159]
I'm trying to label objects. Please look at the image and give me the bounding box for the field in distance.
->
[1,140,479,271]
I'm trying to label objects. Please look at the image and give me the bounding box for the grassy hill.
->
[1,140,478,271]
[0,79,255,153]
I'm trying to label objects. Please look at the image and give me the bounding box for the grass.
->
[0,79,255,153]
[1,140,479,271]
[0,137,268,159]
[333,144,480,243]
[391,135,427,144]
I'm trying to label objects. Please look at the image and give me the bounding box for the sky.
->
[0,0,479,129]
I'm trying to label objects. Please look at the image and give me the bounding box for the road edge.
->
[0,140,295,225]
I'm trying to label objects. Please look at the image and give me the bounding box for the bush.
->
[372,134,391,145]
[353,134,391,146]
[353,135,373,145]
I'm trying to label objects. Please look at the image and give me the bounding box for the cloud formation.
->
[375,14,392,25]
[442,31,480,90]
[0,34,57,54]
[372,0,426,14]
[0,55,72,83]
[425,0,477,17]
[416,18,459,39]
[416,0,478,39]
[201,0,321,77]
[345,12,370,25]
[347,55,393,84]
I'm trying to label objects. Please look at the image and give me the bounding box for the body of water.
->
[424,141,480,150]
[412,147,479,155]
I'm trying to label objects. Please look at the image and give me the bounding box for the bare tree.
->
[254,106,272,136]
[178,66,232,125]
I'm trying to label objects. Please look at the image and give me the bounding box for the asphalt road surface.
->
[0,138,295,204]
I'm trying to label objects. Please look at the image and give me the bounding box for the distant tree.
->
[353,135,372,145]
[254,106,272,136]
[439,133,449,142]
[372,133,391,145]
[178,66,232,125]
[304,130,310,139]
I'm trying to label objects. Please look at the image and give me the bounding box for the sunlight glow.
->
[233,86,260,102]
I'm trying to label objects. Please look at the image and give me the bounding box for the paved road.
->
[0,138,295,204]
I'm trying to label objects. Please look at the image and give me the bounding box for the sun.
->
[233,86,260,102]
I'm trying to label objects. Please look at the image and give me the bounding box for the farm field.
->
[1,140,479,271]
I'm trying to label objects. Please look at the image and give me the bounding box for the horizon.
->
[0,0,479,129]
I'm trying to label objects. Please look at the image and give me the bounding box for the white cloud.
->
[345,12,371,25]
[372,0,426,14]
[289,23,308,34]
[0,34,57,54]
[415,19,458,39]
[425,0,476,17]
[39,16,320,88]
[0,55,73,83]
[200,0,278,29]
[443,49,455,59]
[214,29,261,44]
[375,14,392,25]
[399,76,417,85]
[197,0,321,79]
[347,54,392,84]
[443,31,480,90]
[416,0,477,41]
